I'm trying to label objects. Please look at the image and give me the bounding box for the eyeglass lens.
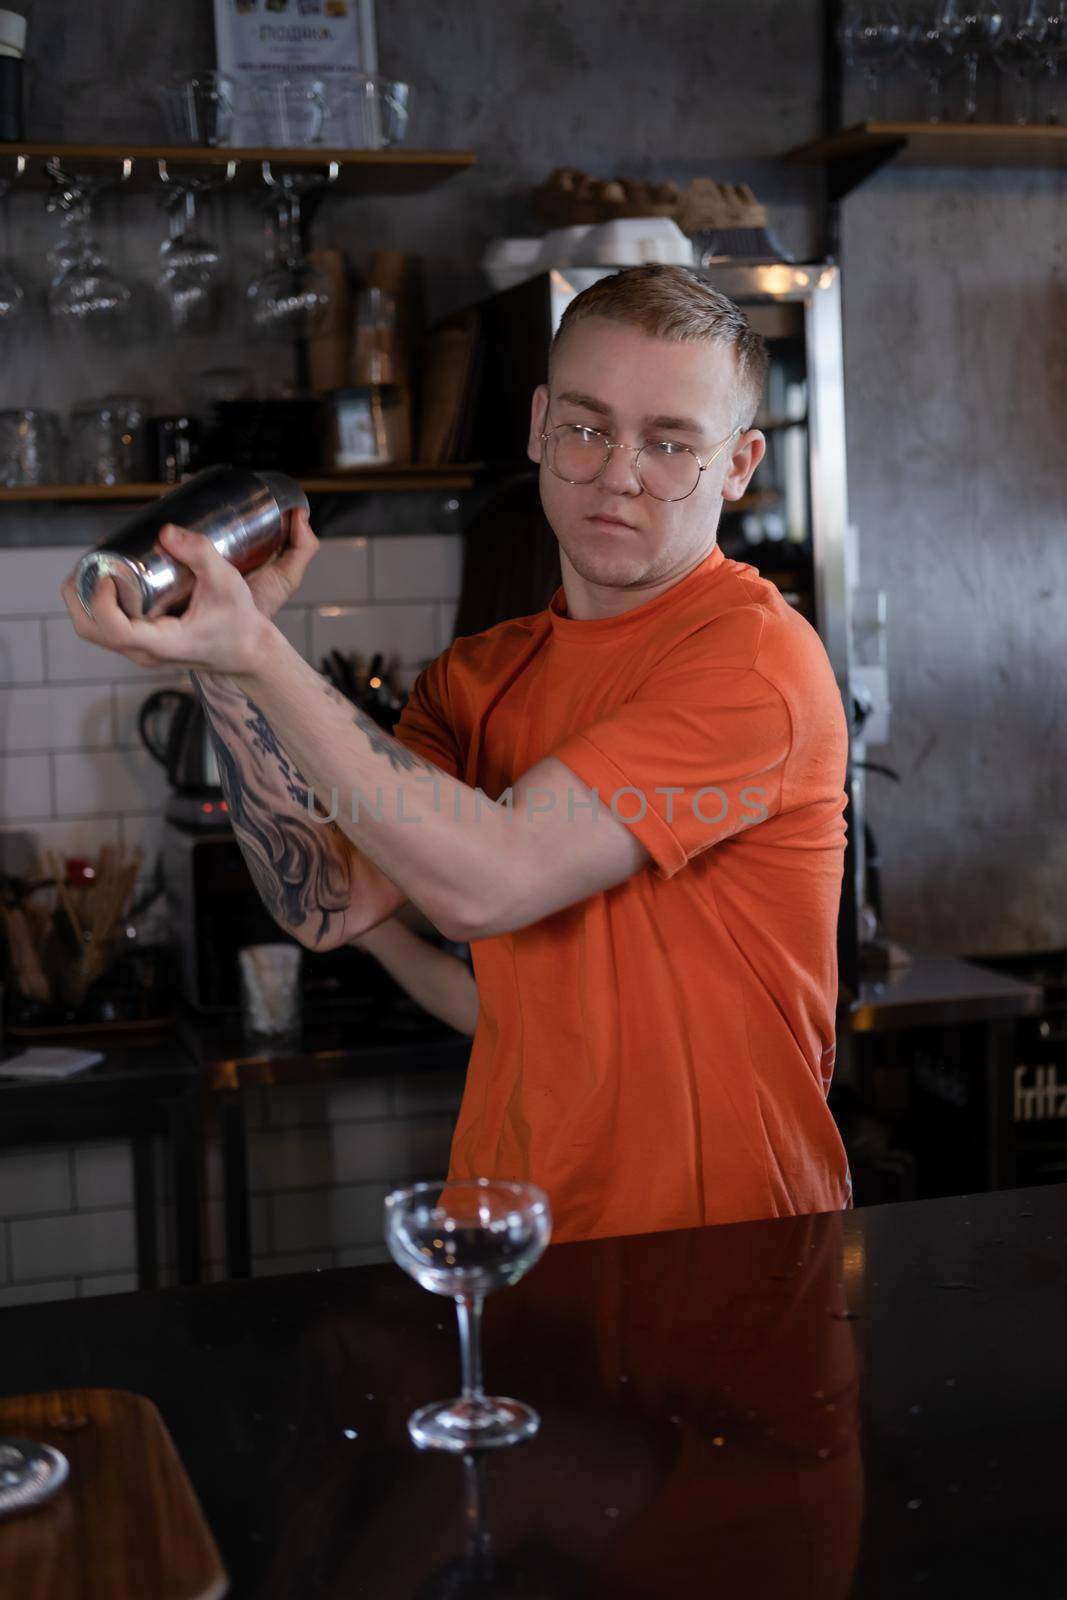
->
[544,425,701,502]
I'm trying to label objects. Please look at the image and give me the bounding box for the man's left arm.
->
[232,623,650,942]
[235,627,792,943]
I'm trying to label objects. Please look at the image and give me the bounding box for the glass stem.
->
[1015,74,1034,127]
[455,1293,485,1403]
[964,53,979,121]
[462,1452,492,1564]
[925,72,942,124]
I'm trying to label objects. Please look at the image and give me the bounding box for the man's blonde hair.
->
[548,264,769,431]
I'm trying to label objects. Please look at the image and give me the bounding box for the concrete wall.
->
[841,168,1067,954]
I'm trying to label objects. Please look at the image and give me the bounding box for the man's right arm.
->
[191,668,406,950]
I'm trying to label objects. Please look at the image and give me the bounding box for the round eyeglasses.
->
[539,420,743,503]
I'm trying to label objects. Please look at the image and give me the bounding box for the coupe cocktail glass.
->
[384,1178,551,1453]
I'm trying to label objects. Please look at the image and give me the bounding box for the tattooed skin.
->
[191,671,353,947]
[320,680,439,777]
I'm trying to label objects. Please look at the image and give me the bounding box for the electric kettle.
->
[138,686,220,799]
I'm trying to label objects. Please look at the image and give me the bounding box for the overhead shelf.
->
[0,465,482,503]
[785,121,1067,200]
[0,472,775,507]
[0,142,476,195]
[721,490,783,514]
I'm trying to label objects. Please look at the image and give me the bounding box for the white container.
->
[573,218,696,268]
[534,225,593,272]
[481,237,544,292]
[0,10,25,58]
[239,943,302,1046]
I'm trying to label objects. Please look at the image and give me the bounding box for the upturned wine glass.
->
[245,180,332,340]
[938,2,1006,120]
[0,179,24,324]
[839,1,906,119]
[46,175,132,335]
[384,1178,552,1453]
[994,2,1049,121]
[1031,1,1067,120]
[904,1,964,121]
[157,185,220,333]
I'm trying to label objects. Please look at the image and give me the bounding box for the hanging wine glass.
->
[46,179,88,282]
[46,171,133,336]
[155,159,234,335]
[0,178,24,325]
[156,186,220,333]
[245,169,333,341]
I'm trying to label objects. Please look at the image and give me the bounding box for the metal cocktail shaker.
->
[74,464,309,622]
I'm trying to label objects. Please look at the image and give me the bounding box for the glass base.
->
[241,1024,302,1056]
[407,1395,540,1453]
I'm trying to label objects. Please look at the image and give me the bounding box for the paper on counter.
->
[0,1046,105,1079]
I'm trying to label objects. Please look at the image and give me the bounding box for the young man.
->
[61,264,851,1243]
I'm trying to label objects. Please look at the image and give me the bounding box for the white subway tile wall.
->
[1,685,114,753]
[10,1209,138,1281]
[73,1143,134,1210]
[0,619,46,684]
[0,1280,78,1308]
[372,534,463,603]
[291,536,371,606]
[0,532,467,1307]
[308,605,438,675]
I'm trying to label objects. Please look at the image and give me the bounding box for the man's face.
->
[527,316,764,592]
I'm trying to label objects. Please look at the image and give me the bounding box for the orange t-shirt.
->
[393,542,851,1243]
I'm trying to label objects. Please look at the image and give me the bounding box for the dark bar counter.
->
[2,1181,1066,1596]
[175,994,472,1092]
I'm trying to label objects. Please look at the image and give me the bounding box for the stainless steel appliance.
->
[163,822,287,1012]
[139,686,221,814]
[471,265,870,996]
[162,821,400,1014]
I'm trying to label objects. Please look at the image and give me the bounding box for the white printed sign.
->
[213,0,378,145]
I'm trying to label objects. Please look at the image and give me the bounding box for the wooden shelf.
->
[785,120,1067,200]
[721,490,783,514]
[0,142,475,196]
[302,465,480,492]
[760,569,811,590]
[0,465,482,503]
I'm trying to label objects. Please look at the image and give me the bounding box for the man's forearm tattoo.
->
[191,671,352,947]
[321,680,441,777]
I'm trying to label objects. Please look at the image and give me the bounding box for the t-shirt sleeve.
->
[548,658,792,881]
[391,651,464,780]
